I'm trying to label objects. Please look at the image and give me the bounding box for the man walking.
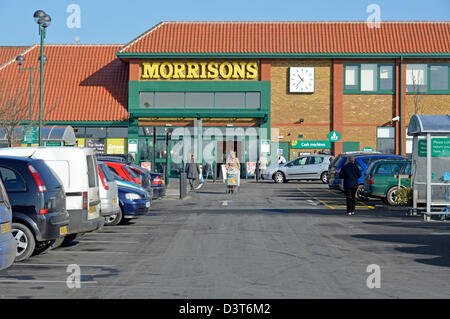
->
[340,156,361,215]
[186,155,201,190]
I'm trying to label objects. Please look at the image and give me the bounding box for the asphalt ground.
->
[0,180,449,299]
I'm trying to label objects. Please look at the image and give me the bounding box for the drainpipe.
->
[399,55,404,156]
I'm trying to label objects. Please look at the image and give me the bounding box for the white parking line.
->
[88,232,150,235]
[0,279,97,284]
[77,240,138,244]
[13,263,116,267]
[50,250,129,255]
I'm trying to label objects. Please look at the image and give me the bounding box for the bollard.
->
[180,172,187,199]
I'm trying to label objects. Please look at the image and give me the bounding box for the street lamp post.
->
[33,10,51,146]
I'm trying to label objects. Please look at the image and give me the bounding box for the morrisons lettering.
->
[141,61,258,80]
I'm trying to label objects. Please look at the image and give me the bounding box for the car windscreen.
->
[32,160,63,190]
[375,162,405,175]
[124,166,138,179]
[99,163,114,182]
[86,155,98,188]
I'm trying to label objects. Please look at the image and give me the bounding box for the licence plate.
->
[59,226,68,236]
[1,222,10,234]
[113,198,117,206]
[145,201,150,208]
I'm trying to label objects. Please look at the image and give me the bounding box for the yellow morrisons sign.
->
[141,61,258,80]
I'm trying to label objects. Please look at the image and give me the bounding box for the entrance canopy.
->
[408,114,450,135]
[0,126,77,146]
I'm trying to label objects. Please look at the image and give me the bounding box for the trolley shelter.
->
[407,114,450,220]
[0,126,77,147]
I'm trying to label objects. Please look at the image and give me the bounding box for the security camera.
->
[392,116,400,122]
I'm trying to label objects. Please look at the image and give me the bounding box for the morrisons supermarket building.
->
[1,21,449,177]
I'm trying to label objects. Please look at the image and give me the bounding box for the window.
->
[139,92,261,109]
[344,65,359,91]
[185,93,214,108]
[86,155,98,188]
[406,64,427,92]
[0,167,26,192]
[107,127,128,138]
[344,64,394,93]
[215,93,245,108]
[406,64,449,93]
[375,163,403,175]
[430,65,448,91]
[86,127,106,138]
[309,156,323,164]
[377,127,395,154]
[155,92,184,108]
[361,64,378,91]
[379,65,393,90]
[74,127,85,138]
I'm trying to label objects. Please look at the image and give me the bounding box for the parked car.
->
[0,147,104,245]
[328,153,407,199]
[115,185,151,225]
[97,156,166,199]
[263,155,333,183]
[0,177,16,270]
[363,159,412,205]
[0,156,69,261]
[97,163,120,224]
[101,161,141,186]
[110,171,152,197]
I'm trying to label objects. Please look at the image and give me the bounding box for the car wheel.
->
[33,240,54,256]
[11,223,36,262]
[105,209,122,226]
[386,186,402,206]
[273,171,285,184]
[320,172,328,184]
[63,234,78,244]
[50,236,65,250]
[355,185,369,201]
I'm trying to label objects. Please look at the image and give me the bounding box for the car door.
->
[308,156,326,178]
[284,157,307,180]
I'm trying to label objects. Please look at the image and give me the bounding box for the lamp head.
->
[33,10,46,23]
[15,55,25,66]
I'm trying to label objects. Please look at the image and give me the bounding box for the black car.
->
[97,156,166,199]
[0,156,69,261]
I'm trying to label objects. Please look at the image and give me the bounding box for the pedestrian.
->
[186,154,201,190]
[340,156,361,215]
[277,154,286,164]
[226,151,241,193]
[258,153,268,180]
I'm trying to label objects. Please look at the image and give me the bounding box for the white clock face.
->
[289,67,315,93]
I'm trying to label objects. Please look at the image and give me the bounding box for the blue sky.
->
[1,0,449,45]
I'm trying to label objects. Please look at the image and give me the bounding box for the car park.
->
[264,155,333,184]
[0,178,16,270]
[98,163,120,224]
[0,147,104,245]
[363,160,412,205]
[0,156,69,261]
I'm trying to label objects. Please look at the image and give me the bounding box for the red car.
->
[101,161,141,186]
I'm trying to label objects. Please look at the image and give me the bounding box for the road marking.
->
[297,188,335,209]
[12,263,116,267]
[77,240,138,244]
[87,232,150,235]
[222,201,228,206]
[50,250,129,255]
[0,279,98,284]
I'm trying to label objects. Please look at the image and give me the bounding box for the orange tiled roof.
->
[0,45,128,122]
[0,46,31,67]
[119,21,450,54]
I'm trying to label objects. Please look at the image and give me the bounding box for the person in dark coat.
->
[185,155,200,190]
[340,156,361,215]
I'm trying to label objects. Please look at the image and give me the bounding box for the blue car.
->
[118,186,151,223]
[329,153,407,199]
[0,178,16,270]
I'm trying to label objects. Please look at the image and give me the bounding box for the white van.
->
[0,147,104,242]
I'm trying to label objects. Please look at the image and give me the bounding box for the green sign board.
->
[328,131,341,142]
[291,140,331,149]
[128,139,138,154]
[418,138,450,157]
[23,126,37,144]
[45,141,62,147]
[362,147,374,152]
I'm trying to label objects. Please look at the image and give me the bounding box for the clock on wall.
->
[289,67,315,93]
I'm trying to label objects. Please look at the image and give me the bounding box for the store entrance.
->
[216,140,244,177]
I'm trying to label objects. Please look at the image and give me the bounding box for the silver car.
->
[97,163,120,225]
[263,155,333,184]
